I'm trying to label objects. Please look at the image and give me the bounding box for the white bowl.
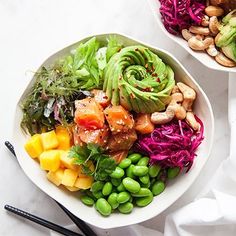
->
[147,0,236,73]
[13,33,214,229]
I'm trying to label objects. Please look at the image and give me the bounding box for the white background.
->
[0,0,229,235]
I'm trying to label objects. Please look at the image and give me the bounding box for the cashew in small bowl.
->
[177,82,196,111]
[189,26,210,36]
[186,112,200,131]
[215,52,236,67]
[188,36,214,51]
[205,5,224,17]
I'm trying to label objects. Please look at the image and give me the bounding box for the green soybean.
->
[110,167,125,179]
[136,193,153,207]
[102,182,112,196]
[131,188,152,197]
[123,177,140,193]
[118,202,133,214]
[91,181,104,193]
[84,190,96,200]
[92,191,103,199]
[137,157,149,166]
[107,193,119,209]
[81,195,94,206]
[152,180,165,196]
[141,181,151,188]
[117,192,131,203]
[167,167,180,179]
[126,164,135,178]
[148,165,161,178]
[128,153,142,164]
[95,198,112,216]
[111,178,121,187]
[117,182,126,192]
[139,175,150,184]
[119,158,131,169]
[133,166,148,177]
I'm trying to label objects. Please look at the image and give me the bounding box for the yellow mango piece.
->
[47,168,64,186]
[65,186,80,192]
[41,130,59,150]
[61,169,78,187]
[74,176,93,189]
[60,151,78,171]
[39,150,61,172]
[24,134,43,158]
[78,161,95,178]
[56,126,71,150]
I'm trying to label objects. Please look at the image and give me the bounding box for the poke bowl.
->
[148,0,236,73]
[13,33,214,228]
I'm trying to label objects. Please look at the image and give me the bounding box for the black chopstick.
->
[4,141,97,236]
[4,205,82,236]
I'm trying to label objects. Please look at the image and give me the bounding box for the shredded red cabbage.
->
[159,0,206,35]
[135,117,204,172]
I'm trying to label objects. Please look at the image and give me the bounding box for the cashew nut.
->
[171,85,180,94]
[181,29,194,41]
[169,93,186,120]
[189,26,210,36]
[201,15,210,27]
[206,44,219,57]
[186,112,200,131]
[215,52,236,67]
[205,5,224,17]
[210,0,227,6]
[188,36,214,51]
[209,16,221,35]
[151,106,175,125]
[195,34,205,40]
[177,82,196,111]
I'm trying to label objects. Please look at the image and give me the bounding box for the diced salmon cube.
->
[135,114,155,134]
[91,89,110,108]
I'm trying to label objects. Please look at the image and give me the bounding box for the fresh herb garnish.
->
[68,143,116,181]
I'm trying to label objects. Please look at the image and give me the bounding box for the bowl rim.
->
[13,32,215,229]
[146,0,236,73]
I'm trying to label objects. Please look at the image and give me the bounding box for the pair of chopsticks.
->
[4,141,97,236]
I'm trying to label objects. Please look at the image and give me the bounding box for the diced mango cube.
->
[78,161,95,178]
[61,169,78,187]
[47,168,64,186]
[39,150,61,172]
[56,126,71,150]
[24,134,43,158]
[41,130,59,150]
[60,151,78,171]
[65,186,80,192]
[74,176,93,189]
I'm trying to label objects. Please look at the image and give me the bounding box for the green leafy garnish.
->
[68,143,116,181]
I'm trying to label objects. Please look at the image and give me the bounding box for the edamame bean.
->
[122,177,140,193]
[126,164,135,178]
[107,193,119,209]
[152,180,165,196]
[110,167,125,179]
[117,192,131,204]
[102,182,112,196]
[167,167,180,179]
[119,158,131,169]
[91,181,104,193]
[148,165,161,178]
[95,198,112,216]
[111,178,121,187]
[139,175,150,184]
[81,195,94,206]
[117,182,126,192]
[141,181,151,189]
[131,188,152,197]
[128,153,142,164]
[92,191,104,199]
[136,193,153,207]
[133,166,148,177]
[137,157,149,166]
[84,190,96,200]
[118,202,133,214]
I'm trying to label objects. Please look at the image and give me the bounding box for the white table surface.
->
[0,0,229,235]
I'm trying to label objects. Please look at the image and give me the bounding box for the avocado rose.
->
[103,45,175,113]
